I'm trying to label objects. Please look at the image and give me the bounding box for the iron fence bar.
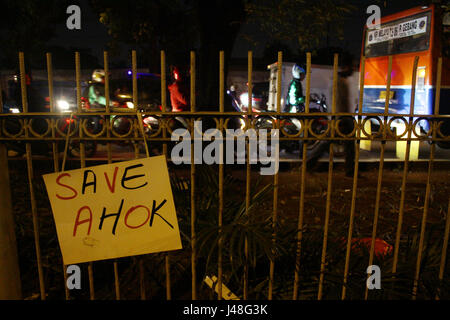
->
[412,55,442,300]
[77,52,96,300]
[365,54,404,300]
[0,143,22,299]
[435,58,448,301]
[160,50,172,300]
[318,53,339,300]
[46,52,71,300]
[19,52,28,113]
[190,51,196,113]
[340,137,359,299]
[46,53,59,173]
[243,50,253,300]
[392,56,421,280]
[4,133,443,142]
[412,136,435,299]
[364,138,385,299]
[134,108,146,302]
[165,243,172,301]
[75,53,81,113]
[133,140,145,300]
[268,51,282,300]
[136,103,156,302]
[218,50,225,300]
[20,52,46,300]
[190,50,197,300]
[161,51,168,157]
[354,55,366,298]
[342,55,392,300]
[436,198,450,300]
[104,51,110,114]
[305,55,311,113]
[161,51,167,112]
[132,50,138,112]
[25,143,46,300]
[293,52,312,300]
[0,81,3,111]
[103,51,121,300]
[3,110,448,118]
[131,50,147,300]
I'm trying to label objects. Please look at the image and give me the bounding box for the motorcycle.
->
[2,95,81,157]
[226,85,269,131]
[77,86,137,157]
[281,93,329,155]
[245,93,330,155]
[141,103,193,156]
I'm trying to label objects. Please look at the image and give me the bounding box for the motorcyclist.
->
[284,64,306,113]
[227,84,241,112]
[168,66,189,112]
[87,69,107,109]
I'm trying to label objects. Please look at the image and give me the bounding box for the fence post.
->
[0,144,22,299]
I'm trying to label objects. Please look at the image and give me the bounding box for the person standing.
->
[334,60,356,177]
[306,56,356,177]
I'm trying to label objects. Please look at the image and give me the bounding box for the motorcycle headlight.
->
[57,100,70,111]
[10,107,20,114]
[240,93,249,107]
[126,101,134,109]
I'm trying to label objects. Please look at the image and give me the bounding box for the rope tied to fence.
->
[136,112,150,158]
[61,112,74,172]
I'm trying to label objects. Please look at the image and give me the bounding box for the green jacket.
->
[88,83,106,107]
[287,79,305,107]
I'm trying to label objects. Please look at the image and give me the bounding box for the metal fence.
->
[0,50,449,300]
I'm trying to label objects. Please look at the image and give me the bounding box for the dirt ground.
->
[227,161,450,234]
[6,158,450,299]
[165,160,450,256]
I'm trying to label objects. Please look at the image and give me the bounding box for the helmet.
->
[292,64,305,79]
[92,69,106,83]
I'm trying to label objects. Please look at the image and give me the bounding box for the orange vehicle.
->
[361,4,450,142]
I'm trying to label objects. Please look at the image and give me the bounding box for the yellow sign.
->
[43,156,182,265]
[378,90,395,100]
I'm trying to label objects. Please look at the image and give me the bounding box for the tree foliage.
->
[0,0,71,67]
[90,0,197,59]
[245,0,356,52]
[90,0,247,107]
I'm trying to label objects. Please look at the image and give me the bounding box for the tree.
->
[245,0,356,53]
[90,0,247,109]
[0,0,71,68]
[90,0,192,69]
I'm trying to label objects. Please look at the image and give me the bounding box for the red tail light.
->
[318,118,328,126]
